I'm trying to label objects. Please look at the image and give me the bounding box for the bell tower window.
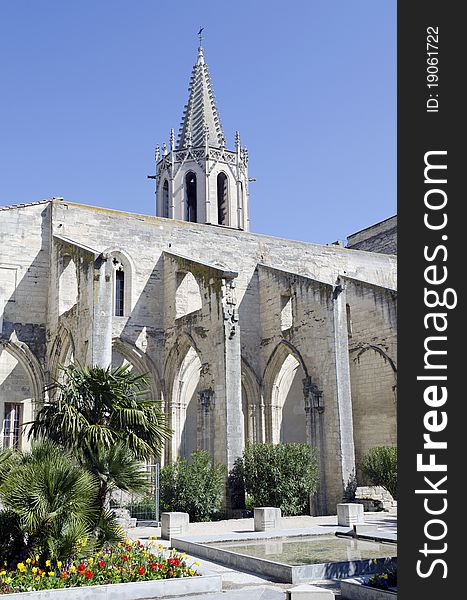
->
[217,172,228,225]
[185,172,197,222]
[162,179,169,218]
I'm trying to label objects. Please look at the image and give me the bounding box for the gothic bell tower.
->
[153,43,250,231]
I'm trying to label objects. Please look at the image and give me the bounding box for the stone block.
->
[287,584,334,599]
[337,503,364,527]
[254,507,281,531]
[112,508,137,529]
[161,512,189,540]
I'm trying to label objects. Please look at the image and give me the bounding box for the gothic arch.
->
[48,326,75,383]
[241,357,262,444]
[0,339,45,450]
[185,171,197,222]
[165,335,202,461]
[0,339,45,404]
[103,247,136,317]
[217,171,229,226]
[162,179,170,218]
[263,341,309,444]
[112,337,162,403]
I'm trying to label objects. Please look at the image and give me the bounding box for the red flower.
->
[122,555,128,562]
[98,561,105,568]
[138,566,145,575]
[84,570,93,580]
[168,557,180,567]
[158,563,163,569]
[77,564,86,573]
[150,563,158,570]
[61,571,68,580]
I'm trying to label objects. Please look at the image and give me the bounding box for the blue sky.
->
[0,0,395,245]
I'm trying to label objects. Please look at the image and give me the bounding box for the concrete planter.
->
[0,572,222,600]
[341,577,397,599]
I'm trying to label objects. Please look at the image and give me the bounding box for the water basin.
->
[173,533,397,584]
[214,535,397,566]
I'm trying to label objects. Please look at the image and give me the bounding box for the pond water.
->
[213,535,397,566]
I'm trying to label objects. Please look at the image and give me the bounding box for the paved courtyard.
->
[127,512,397,599]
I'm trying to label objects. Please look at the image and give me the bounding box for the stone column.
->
[332,282,356,503]
[258,396,267,443]
[198,388,215,455]
[221,278,244,470]
[304,377,326,515]
[92,253,113,367]
[247,403,256,444]
[167,395,183,463]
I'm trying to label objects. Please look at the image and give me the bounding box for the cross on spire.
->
[197,27,204,46]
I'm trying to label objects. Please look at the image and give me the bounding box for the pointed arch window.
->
[217,172,228,225]
[115,267,125,316]
[185,172,197,223]
[162,179,169,218]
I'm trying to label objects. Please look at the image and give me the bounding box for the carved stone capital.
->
[198,388,215,412]
[303,376,324,413]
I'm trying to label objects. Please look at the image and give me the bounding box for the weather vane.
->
[198,27,204,46]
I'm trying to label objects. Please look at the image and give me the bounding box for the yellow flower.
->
[17,562,27,573]
[32,567,38,574]
[70,565,77,573]
[194,561,200,566]
[48,571,55,577]
[35,576,41,582]
[88,557,93,565]
[5,577,11,584]
[57,561,62,568]
[0,570,6,576]
[26,558,32,564]
[41,572,45,577]
[36,555,40,562]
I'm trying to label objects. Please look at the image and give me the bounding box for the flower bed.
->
[0,539,200,595]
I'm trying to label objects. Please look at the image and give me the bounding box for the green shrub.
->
[235,443,319,516]
[361,446,397,499]
[160,451,226,522]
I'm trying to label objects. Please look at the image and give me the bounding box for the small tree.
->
[236,443,319,516]
[160,451,226,522]
[361,446,397,499]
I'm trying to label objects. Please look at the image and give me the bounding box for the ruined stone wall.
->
[0,202,50,359]
[0,202,50,449]
[1,200,397,513]
[344,278,397,479]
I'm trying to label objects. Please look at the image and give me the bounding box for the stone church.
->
[0,44,397,514]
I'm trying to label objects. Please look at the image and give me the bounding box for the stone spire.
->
[177,45,226,150]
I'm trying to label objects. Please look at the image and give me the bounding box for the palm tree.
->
[29,363,171,508]
[90,443,151,509]
[0,440,121,565]
[30,363,172,459]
